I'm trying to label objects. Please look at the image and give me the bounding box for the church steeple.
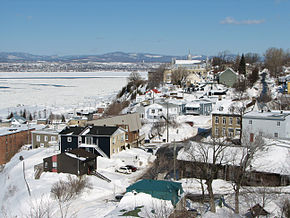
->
[187,49,192,60]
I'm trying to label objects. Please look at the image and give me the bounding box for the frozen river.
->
[0,71,146,118]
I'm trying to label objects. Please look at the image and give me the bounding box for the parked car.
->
[115,166,132,174]
[125,165,137,172]
[115,194,124,201]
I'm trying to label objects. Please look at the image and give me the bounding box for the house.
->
[242,110,290,140]
[156,101,181,117]
[145,103,164,120]
[245,204,270,218]
[10,114,27,126]
[211,100,242,138]
[126,179,184,207]
[87,113,144,148]
[0,125,35,165]
[43,148,97,176]
[184,99,212,115]
[31,128,60,148]
[59,125,126,158]
[218,68,238,87]
[67,116,88,127]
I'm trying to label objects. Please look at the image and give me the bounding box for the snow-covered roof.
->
[175,60,201,65]
[0,124,44,136]
[243,110,290,120]
[178,140,290,175]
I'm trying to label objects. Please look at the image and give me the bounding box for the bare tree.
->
[185,137,229,213]
[245,53,260,65]
[171,67,189,87]
[128,71,142,84]
[229,133,265,214]
[50,175,91,218]
[264,47,285,78]
[148,64,168,89]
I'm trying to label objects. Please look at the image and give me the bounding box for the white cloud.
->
[220,17,265,25]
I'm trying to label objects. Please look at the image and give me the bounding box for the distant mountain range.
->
[0,51,208,63]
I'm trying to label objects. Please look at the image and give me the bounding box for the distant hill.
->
[0,51,208,63]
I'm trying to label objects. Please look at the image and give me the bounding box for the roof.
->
[126,179,183,199]
[126,179,184,205]
[68,148,97,159]
[175,60,201,65]
[32,128,60,135]
[59,126,86,135]
[243,110,290,120]
[83,126,119,136]
[249,204,270,216]
[218,67,238,76]
[0,125,35,136]
[87,113,141,132]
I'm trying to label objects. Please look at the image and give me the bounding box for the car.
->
[115,166,132,174]
[115,194,124,201]
[125,165,137,172]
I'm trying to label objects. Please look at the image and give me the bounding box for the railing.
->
[91,171,111,183]
[34,163,43,179]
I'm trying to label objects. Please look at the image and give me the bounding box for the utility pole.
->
[166,102,169,143]
[173,140,176,180]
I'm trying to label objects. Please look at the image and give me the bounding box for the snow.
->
[0,71,145,119]
[0,146,153,217]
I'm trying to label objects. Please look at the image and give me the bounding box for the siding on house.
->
[0,127,35,165]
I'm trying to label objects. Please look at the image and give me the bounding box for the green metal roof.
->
[126,179,184,205]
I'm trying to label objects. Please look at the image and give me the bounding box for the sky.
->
[0,0,289,56]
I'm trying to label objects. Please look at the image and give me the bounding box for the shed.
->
[126,179,184,206]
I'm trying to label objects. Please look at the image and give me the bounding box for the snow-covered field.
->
[0,71,146,119]
[0,146,154,217]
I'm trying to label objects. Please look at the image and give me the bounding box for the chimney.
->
[281,110,283,114]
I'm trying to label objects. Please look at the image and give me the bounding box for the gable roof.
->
[84,126,119,136]
[68,148,97,159]
[59,126,86,135]
[87,113,141,132]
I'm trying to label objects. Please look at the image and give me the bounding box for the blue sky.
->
[0,0,289,56]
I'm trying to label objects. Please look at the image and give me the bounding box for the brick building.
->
[0,126,35,165]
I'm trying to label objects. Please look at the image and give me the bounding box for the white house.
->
[145,103,164,120]
[184,99,212,115]
[242,110,290,140]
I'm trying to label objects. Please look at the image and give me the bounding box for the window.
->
[215,128,219,136]
[277,121,280,126]
[236,117,241,125]
[228,128,234,137]
[52,162,57,168]
[51,136,56,142]
[236,129,241,136]
[86,137,93,145]
[36,135,40,142]
[222,117,226,125]
[44,162,48,169]
[274,133,278,138]
[259,132,263,136]
[249,120,252,125]
[125,134,128,140]
[229,117,233,125]
[112,137,115,144]
[215,116,219,124]
[152,109,155,114]
[222,128,226,136]
[44,136,48,142]
[67,137,72,142]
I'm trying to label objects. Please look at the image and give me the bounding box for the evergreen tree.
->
[61,114,66,123]
[22,109,27,119]
[238,54,246,75]
[29,113,33,121]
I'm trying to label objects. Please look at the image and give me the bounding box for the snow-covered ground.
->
[0,146,154,217]
[0,71,147,119]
